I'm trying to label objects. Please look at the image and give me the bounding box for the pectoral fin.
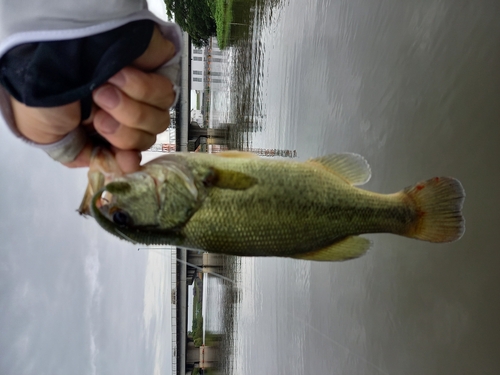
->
[290,236,371,261]
[307,153,371,185]
[212,168,257,190]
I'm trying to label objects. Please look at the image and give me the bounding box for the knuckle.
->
[132,80,150,100]
[128,106,148,125]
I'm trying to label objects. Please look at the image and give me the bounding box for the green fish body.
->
[89,152,465,261]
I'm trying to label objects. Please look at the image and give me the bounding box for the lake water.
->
[201,0,500,374]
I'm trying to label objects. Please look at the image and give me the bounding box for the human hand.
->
[10,26,177,173]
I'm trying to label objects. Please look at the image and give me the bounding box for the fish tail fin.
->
[403,177,465,243]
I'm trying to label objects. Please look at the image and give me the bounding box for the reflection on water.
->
[202,0,500,374]
[197,256,241,374]
[222,1,276,148]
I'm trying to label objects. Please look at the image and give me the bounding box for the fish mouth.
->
[78,148,124,216]
[99,190,114,206]
[93,191,119,224]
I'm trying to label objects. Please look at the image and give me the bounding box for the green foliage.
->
[213,0,233,49]
[191,279,204,347]
[164,0,218,47]
[205,331,223,346]
[192,314,203,346]
[213,0,254,48]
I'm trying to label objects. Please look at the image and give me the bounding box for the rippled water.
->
[203,0,500,374]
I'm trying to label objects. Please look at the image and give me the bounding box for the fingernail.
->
[94,86,119,109]
[97,115,120,134]
[108,71,126,88]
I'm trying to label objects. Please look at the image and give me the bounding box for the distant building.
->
[190,37,231,126]
[205,38,229,91]
[190,38,229,91]
[191,47,205,92]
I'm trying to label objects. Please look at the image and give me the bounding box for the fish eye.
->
[112,210,132,226]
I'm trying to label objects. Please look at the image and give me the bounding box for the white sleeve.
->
[0,0,150,49]
[0,1,182,163]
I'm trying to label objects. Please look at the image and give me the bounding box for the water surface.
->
[205,0,500,374]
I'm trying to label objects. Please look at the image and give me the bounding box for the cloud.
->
[85,251,101,375]
[85,252,102,305]
[89,332,98,375]
[142,251,173,373]
[0,119,165,375]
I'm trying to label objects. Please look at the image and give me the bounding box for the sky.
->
[0,3,179,374]
[0,118,175,375]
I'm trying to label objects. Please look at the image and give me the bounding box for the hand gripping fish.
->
[79,150,465,262]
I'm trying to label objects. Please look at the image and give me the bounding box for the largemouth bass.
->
[80,150,465,261]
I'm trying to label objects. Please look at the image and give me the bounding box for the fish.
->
[80,149,465,262]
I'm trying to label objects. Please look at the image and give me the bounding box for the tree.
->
[165,0,217,47]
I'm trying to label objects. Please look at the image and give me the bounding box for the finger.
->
[92,109,157,150]
[107,66,175,110]
[132,26,176,71]
[92,83,171,135]
[114,149,142,173]
[62,144,141,172]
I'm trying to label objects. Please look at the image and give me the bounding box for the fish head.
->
[94,171,162,230]
[90,155,203,238]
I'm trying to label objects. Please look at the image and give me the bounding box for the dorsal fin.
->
[290,236,371,261]
[307,153,371,185]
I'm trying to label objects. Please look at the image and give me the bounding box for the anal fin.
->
[290,236,371,261]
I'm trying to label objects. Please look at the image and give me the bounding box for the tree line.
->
[165,0,218,47]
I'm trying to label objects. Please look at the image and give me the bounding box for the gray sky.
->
[0,5,174,374]
[0,120,171,374]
